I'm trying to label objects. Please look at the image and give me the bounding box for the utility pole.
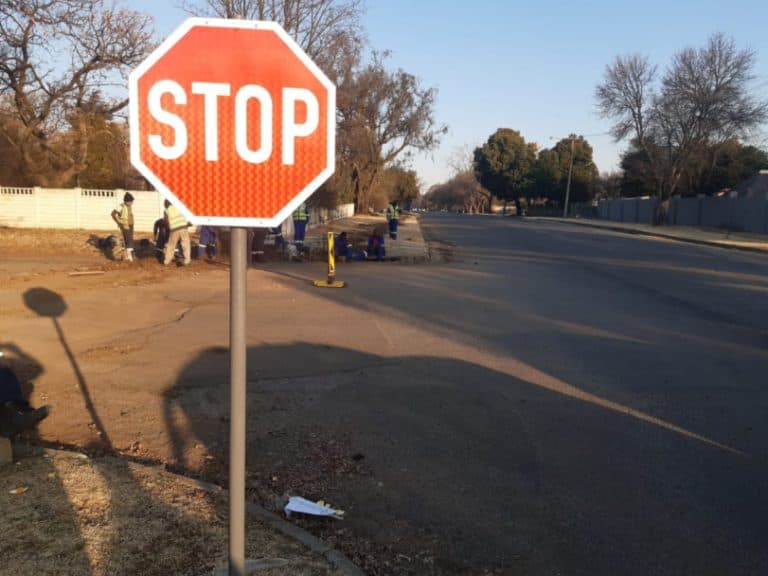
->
[563,136,575,219]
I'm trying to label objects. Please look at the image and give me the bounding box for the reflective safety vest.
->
[117,203,133,227]
[387,204,399,221]
[293,203,309,221]
[166,204,187,231]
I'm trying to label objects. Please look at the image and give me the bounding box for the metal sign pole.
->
[229,227,247,575]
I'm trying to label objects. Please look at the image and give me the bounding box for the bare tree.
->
[424,170,489,214]
[0,0,153,186]
[446,143,476,176]
[595,34,768,207]
[340,53,447,212]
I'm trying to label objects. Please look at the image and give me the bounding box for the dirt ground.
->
[0,220,443,576]
[0,226,350,576]
[2,447,339,576]
[0,219,459,576]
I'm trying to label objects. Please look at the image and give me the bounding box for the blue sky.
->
[130,0,768,191]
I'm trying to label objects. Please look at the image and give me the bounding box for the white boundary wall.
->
[0,187,164,233]
[0,186,354,234]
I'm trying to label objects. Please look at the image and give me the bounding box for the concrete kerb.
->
[11,444,365,576]
[246,502,366,576]
[541,217,768,254]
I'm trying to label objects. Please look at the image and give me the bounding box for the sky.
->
[129,0,768,192]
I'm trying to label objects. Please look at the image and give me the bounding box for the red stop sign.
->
[129,19,335,227]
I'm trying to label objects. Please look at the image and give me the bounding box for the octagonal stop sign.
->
[129,19,335,227]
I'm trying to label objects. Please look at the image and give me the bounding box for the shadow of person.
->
[13,290,232,574]
[0,342,46,440]
[0,342,94,574]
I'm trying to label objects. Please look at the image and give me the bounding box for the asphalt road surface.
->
[246,214,768,576]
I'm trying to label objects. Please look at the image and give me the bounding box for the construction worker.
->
[271,223,285,250]
[153,215,169,257]
[334,231,353,261]
[198,226,217,261]
[367,224,386,261]
[386,201,400,240]
[163,199,191,266]
[292,202,309,249]
[111,192,135,261]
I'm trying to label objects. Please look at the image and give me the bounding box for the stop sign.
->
[129,19,335,227]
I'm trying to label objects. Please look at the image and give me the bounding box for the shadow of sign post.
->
[23,287,112,451]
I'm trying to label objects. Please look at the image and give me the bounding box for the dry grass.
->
[1,449,340,576]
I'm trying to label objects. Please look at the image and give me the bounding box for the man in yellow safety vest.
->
[163,199,191,266]
[293,202,310,249]
[111,192,135,261]
[386,201,400,240]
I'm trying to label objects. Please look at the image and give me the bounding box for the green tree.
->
[619,145,657,197]
[618,139,768,198]
[686,140,768,196]
[550,135,598,205]
[528,148,561,200]
[73,114,129,189]
[473,128,536,215]
[379,166,420,204]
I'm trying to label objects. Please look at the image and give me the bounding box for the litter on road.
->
[284,496,345,519]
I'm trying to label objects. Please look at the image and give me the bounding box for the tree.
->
[473,128,535,215]
[618,138,768,198]
[551,135,598,205]
[0,0,153,186]
[679,139,768,196]
[528,148,561,201]
[424,171,489,213]
[596,34,768,211]
[339,53,447,212]
[379,166,420,205]
[619,145,657,197]
[74,115,129,189]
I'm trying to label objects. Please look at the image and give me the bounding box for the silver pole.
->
[229,227,247,576]
[563,136,575,219]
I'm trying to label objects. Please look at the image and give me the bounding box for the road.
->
[248,214,768,575]
[4,216,767,575]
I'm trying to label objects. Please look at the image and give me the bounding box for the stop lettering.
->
[147,80,319,165]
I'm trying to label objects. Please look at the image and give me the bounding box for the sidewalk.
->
[1,444,364,576]
[546,217,768,254]
[305,213,429,262]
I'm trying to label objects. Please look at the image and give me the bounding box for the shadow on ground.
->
[161,341,768,576]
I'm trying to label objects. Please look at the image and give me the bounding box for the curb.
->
[247,503,366,576]
[15,445,366,576]
[547,218,768,254]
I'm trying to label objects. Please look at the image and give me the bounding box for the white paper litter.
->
[284,496,344,519]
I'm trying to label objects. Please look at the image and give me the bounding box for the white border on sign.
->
[129,18,336,228]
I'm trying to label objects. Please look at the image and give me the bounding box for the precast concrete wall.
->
[598,196,768,233]
[0,186,355,235]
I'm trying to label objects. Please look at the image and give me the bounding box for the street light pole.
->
[563,136,575,219]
